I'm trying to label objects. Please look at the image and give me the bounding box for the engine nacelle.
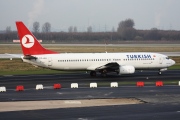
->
[119,65,135,75]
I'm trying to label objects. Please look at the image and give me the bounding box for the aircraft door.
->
[159,56,163,64]
[48,57,52,66]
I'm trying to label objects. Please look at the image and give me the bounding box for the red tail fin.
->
[16,21,58,55]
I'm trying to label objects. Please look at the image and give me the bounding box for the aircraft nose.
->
[171,60,176,65]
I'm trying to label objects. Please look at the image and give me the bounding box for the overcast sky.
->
[1,0,180,32]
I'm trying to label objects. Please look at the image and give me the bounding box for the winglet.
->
[16,21,58,55]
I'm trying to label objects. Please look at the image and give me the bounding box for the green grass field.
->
[1,44,180,54]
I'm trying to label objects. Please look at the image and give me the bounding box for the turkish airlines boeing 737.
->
[16,21,175,77]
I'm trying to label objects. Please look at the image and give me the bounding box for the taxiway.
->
[0,70,180,120]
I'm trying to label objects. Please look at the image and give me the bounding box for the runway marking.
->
[64,101,82,104]
[104,92,113,96]
[0,98,142,112]
[77,118,89,120]
[3,75,13,77]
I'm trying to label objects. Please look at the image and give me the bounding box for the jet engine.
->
[119,65,135,75]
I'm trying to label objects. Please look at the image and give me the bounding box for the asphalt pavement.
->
[0,71,180,120]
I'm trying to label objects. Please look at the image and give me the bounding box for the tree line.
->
[0,19,180,43]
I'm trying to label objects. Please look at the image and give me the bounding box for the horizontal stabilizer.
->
[23,55,37,60]
[5,53,22,58]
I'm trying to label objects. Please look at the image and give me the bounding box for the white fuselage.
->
[22,52,175,71]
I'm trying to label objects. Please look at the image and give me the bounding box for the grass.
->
[1,44,180,54]
[169,64,180,70]
[0,59,80,75]
[0,70,63,75]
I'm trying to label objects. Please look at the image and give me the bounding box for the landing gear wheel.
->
[100,69,107,77]
[159,71,162,75]
[101,72,107,77]
[90,71,96,77]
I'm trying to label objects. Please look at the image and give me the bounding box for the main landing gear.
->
[90,71,96,77]
[100,69,107,77]
[101,72,107,77]
[90,70,108,77]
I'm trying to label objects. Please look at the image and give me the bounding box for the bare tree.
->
[68,26,73,33]
[33,21,40,33]
[6,26,11,33]
[87,26,92,33]
[42,22,51,33]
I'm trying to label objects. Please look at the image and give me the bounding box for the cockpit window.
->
[166,57,170,60]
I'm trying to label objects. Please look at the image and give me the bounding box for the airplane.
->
[15,21,175,77]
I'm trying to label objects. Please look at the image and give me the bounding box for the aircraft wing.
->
[96,62,120,70]
[87,62,119,71]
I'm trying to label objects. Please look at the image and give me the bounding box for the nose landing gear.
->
[159,68,167,75]
[158,71,162,75]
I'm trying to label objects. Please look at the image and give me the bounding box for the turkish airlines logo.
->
[22,35,34,48]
